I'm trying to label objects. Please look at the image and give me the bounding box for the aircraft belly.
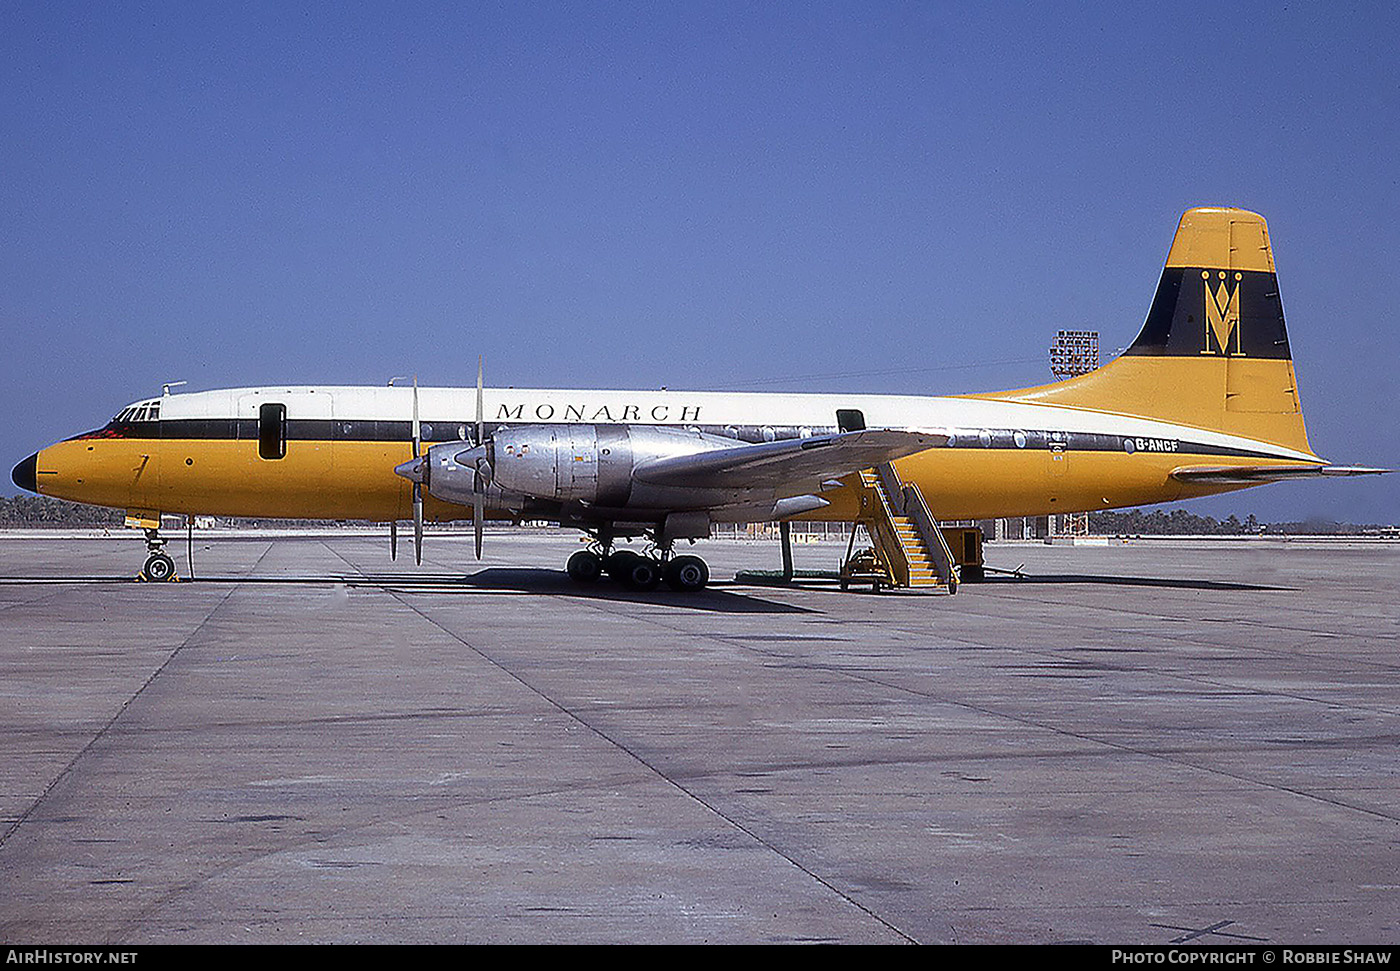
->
[884,448,1304,520]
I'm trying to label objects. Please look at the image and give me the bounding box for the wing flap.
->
[633,428,947,490]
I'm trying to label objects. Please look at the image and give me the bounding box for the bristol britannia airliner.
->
[10,208,1385,590]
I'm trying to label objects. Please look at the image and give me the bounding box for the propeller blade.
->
[411,376,423,564]
[412,375,421,458]
[390,520,398,561]
[475,356,484,447]
[473,358,487,560]
[473,492,484,560]
[413,485,423,565]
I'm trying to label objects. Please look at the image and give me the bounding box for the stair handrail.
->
[902,482,960,592]
[860,470,910,587]
[876,462,907,516]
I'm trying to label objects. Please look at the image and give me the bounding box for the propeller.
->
[412,375,424,565]
[473,357,487,559]
[389,519,398,561]
[392,365,492,562]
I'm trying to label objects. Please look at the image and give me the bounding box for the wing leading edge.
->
[632,428,948,490]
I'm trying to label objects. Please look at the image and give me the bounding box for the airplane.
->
[10,207,1387,591]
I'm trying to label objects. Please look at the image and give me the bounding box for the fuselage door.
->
[235,390,335,516]
[836,409,866,432]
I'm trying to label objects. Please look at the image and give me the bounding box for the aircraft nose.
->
[12,453,38,493]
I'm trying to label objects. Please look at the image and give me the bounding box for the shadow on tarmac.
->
[0,569,817,614]
[979,573,1290,592]
[362,567,817,613]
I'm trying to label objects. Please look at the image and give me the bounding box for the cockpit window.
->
[113,400,160,423]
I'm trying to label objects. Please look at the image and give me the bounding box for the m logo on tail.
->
[1203,270,1243,355]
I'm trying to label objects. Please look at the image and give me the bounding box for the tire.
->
[605,549,640,580]
[664,555,709,592]
[143,553,176,582]
[566,550,603,583]
[624,557,662,591]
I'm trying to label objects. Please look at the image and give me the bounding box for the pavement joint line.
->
[879,620,1400,721]
[969,587,1400,656]
[0,542,275,852]
[316,539,919,945]
[113,774,666,942]
[574,594,1400,828]
[860,599,1400,710]
[0,581,97,614]
[834,664,1400,827]
[931,593,1400,654]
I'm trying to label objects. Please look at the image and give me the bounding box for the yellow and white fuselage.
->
[20,382,1324,526]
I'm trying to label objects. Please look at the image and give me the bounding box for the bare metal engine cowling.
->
[424,424,746,510]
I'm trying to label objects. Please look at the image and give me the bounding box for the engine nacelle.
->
[490,424,736,507]
[418,440,511,510]
[421,423,759,512]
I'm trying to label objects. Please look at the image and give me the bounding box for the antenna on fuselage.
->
[162,381,187,396]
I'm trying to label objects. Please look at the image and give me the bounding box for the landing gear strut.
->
[565,529,710,592]
[141,528,177,582]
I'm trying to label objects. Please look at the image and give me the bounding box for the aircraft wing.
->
[1171,464,1391,484]
[632,428,947,490]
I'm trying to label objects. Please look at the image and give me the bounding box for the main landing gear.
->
[565,536,710,593]
[140,528,178,582]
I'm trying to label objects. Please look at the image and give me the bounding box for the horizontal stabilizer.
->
[634,428,947,490]
[1171,464,1392,484]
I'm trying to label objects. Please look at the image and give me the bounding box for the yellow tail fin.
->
[982,207,1315,455]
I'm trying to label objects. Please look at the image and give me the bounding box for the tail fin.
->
[982,207,1314,455]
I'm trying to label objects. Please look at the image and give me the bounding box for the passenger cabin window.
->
[836,409,866,432]
[259,403,287,460]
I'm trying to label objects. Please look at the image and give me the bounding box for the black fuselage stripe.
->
[73,420,1303,463]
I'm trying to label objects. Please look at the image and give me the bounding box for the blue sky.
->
[3,1,1397,523]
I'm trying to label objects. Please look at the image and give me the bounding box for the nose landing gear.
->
[139,528,179,582]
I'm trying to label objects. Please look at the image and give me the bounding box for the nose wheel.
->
[139,529,179,582]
